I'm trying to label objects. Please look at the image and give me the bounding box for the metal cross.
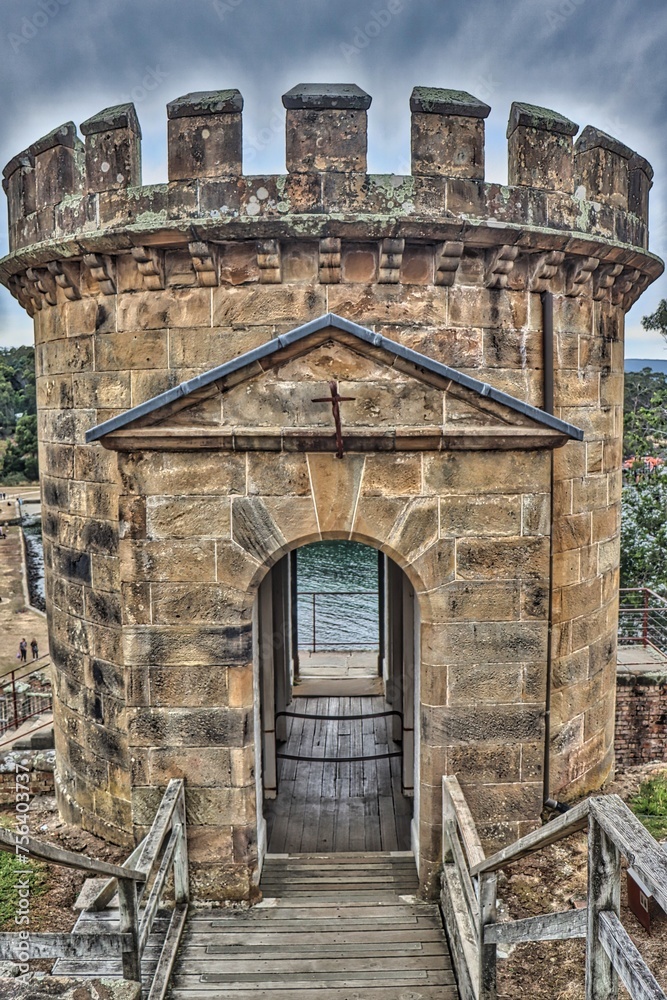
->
[312,380,356,459]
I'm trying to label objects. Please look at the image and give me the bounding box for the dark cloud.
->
[0,0,665,352]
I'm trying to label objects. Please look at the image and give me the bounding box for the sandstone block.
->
[151,582,249,626]
[127,706,252,747]
[117,287,211,330]
[421,580,520,624]
[440,494,521,537]
[424,450,549,496]
[448,662,524,705]
[119,451,246,497]
[422,703,544,746]
[456,535,550,581]
[123,624,251,666]
[120,539,216,583]
[146,495,231,539]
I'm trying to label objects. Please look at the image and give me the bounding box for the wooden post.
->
[585,813,621,1000]
[402,573,415,795]
[289,549,299,680]
[259,573,277,799]
[377,551,385,677]
[478,872,497,1000]
[117,876,141,982]
[173,783,190,905]
[272,557,290,743]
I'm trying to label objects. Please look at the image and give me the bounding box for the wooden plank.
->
[85,837,147,912]
[0,827,146,881]
[478,871,497,1000]
[590,796,667,914]
[139,825,178,953]
[484,907,587,945]
[168,989,459,999]
[147,902,189,1000]
[444,817,479,930]
[118,876,141,983]
[586,813,621,1000]
[443,775,485,869]
[440,864,477,1000]
[136,778,182,884]
[598,910,666,1000]
[0,932,128,960]
[471,797,590,876]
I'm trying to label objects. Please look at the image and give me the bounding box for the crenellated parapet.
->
[0,84,662,317]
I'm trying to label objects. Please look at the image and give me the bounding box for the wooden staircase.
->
[167,852,459,998]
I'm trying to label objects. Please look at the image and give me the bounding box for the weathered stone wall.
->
[615,670,667,767]
[1,83,663,898]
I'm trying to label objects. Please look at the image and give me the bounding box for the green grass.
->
[0,815,47,926]
[630,772,667,841]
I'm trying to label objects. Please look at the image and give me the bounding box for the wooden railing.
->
[0,777,188,999]
[441,775,667,1000]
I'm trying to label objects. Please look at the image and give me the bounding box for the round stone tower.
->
[1,84,662,899]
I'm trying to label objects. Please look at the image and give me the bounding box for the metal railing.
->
[0,657,52,738]
[0,777,188,998]
[618,587,667,657]
[297,590,378,652]
[441,775,667,1000]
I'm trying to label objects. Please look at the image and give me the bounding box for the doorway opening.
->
[256,541,417,856]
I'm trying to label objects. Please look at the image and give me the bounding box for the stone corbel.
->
[46,260,81,301]
[257,239,281,284]
[83,253,116,295]
[566,256,599,297]
[319,237,341,283]
[8,275,36,317]
[188,241,219,287]
[611,267,640,307]
[486,245,520,289]
[130,246,165,290]
[25,266,57,306]
[378,238,404,283]
[592,262,623,301]
[529,250,565,292]
[435,241,464,286]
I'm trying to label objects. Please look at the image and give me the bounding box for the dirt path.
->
[0,522,48,678]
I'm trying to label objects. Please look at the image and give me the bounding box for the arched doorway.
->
[255,541,418,860]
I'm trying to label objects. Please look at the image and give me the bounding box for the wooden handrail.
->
[0,778,189,998]
[440,777,667,1000]
[0,827,146,881]
[470,797,590,876]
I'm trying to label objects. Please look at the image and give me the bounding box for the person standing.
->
[30,639,38,660]
[19,639,27,662]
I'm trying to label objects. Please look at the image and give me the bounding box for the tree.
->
[623,369,667,460]
[620,465,667,596]
[0,414,38,482]
[641,298,667,344]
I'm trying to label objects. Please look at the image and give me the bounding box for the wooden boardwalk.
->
[265,695,413,854]
[168,854,459,999]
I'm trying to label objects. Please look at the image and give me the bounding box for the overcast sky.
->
[0,0,665,358]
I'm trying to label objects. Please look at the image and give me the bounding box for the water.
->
[296,541,379,651]
[21,514,45,612]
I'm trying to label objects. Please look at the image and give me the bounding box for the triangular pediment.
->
[87,314,583,452]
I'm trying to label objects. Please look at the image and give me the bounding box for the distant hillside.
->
[625,358,667,373]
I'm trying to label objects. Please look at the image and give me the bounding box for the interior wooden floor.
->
[264,695,413,854]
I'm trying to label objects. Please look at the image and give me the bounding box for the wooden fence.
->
[441,775,667,1000]
[0,777,188,999]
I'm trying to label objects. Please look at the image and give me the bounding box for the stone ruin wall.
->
[0,84,662,896]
